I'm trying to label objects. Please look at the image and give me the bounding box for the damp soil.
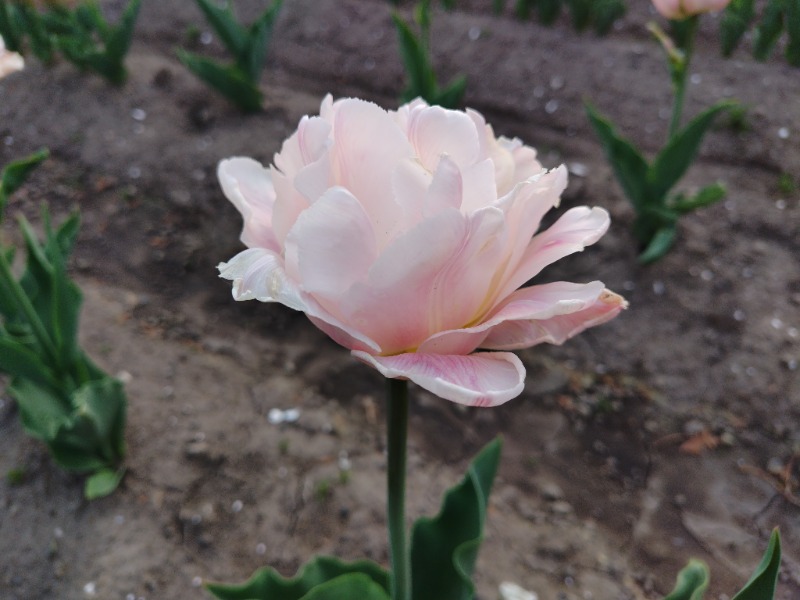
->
[1,1,799,599]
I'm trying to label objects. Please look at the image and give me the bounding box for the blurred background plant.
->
[493,0,626,34]
[586,2,737,264]
[177,0,283,113]
[0,150,128,499]
[720,0,799,66]
[390,0,467,108]
[0,0,141,84]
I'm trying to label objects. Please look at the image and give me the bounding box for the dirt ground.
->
[1,1,799,599]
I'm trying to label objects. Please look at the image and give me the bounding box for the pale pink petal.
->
[498,204,609,300]
[460,158,498,213]
[352,351,525,407]
[418,281,626,354]
[284,186,377,300]
[482,284,628,350]
[330,99,413,245]
[218,248,381,354]
[218,158,280,252]
[392,158,431,227]
[271,165,310,247]
[408,105,480,172]
[424,155,463,216]
[0,35,24,79]
[296,115,332,164]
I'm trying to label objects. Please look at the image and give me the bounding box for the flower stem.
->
[667,16,698,139]
[386,378,410,600]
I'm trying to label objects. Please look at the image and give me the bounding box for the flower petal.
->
[499,204,609,299]
[218,158,280,252]
[408,105,480,172]
[284,186,377,300]
[482,282,627,349]
[352,350,525,407]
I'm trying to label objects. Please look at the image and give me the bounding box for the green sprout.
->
[0,0,141,84]
[494,0,626,34]
[0,151,127,499]
[177,0,283,113]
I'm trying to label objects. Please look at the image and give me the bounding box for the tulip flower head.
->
[219,96,626,407]
[652,0,732,19]
[0,36,24,79]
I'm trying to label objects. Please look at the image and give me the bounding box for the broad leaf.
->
[410,437,502,600]
[177,50,263,112]
[0,337,59,389]
[638,225,677,264]
[753,0,786,61]
[84,467,125,500]
[392,12,437,103]
[10,378,72,442]
[648,101,734,203]
[662,559,709,600]
[298,573,390,600]
[731,529,781,600]
[206,556,389,600]
[195,0,248,58]
[670,183,726,214]
[720,0,755,56]
[104,0,141,78]
[785,0,800,65]
[72,377,127,460]
[241,0,282,81]
[585,103,650,210]
[0,148,49,217]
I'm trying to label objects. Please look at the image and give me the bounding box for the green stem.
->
[387,378,410,600]
[0,248,61,370]
[667,16,698,139]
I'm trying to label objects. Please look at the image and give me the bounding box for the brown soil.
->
[1,1,798,599]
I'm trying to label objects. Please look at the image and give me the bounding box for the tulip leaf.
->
[648,100,735,204]
[585,102,650,210]
[753,0,786,61]
[10,378,72,442]
[177,50,263,112]
[297,574,390,600]
[0,337,59,389]
[670,183,726,214]
[392,11,437,103]
[84,467,125,500]
[662,559,709,600]
[730,529,781,600]
[205,556,390,600]
[104,0,141,69]
[720,0,755,56]
[638,225,677,265]
[410,437,502,600]
[240,1,282,82]
[0,148,49,218]
[785,0,800,66]
[434,75,467,109]
[195,0,248,59]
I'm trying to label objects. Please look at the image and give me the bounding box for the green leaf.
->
[392,12,437,103]
[433,75,467,109]
[103,0,141,79]
[195,0,248,57]
[72,377,127,460]
[84,467,125,500]
[592,0,625,35]
[670,183,726,214]
[0,337,60,389]
[298,573,390,600]
[731,529,781,600]
[537,0,562,24]
[240,0,282,81]
[9,377,72,442]
[785,0,800,65]
[648,101,735,203]
[567,0,592,31]
[753,0,786,61]
[410,437,502,600]
[177,49,263,112]
[585,102,651,210]
[205,556,389,600]
[720,0,755,56]
[662,559,710,600]
[0,149,49,216]
[638,225,677,264]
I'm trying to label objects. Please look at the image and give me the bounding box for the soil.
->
[1,1,799,599]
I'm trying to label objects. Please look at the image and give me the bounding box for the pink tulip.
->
[0,36,24,80]
[652,0,731,19]
[218,96,626,407]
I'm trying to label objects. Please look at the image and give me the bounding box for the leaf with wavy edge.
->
[410,437,502,600]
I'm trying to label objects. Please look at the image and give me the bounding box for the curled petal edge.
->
[352,350,526,407]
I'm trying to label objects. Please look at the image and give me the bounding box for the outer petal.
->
[418,281,626,354]
[498,205,609,300]
[218,158,280,252]
[218,248,381,354]
[482,283,628,350]
[283,186,377,300]
[407,105,480,172]
[352,350,525,407]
